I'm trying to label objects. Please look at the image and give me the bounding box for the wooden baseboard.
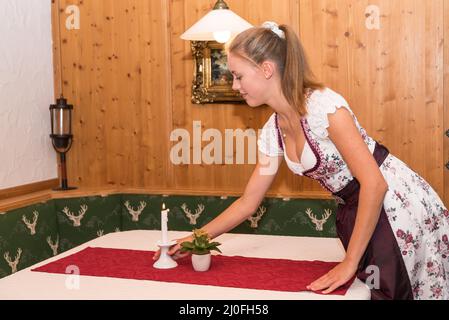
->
[48,187,332,200]
[0,179,59,201]
[0,185,332,213]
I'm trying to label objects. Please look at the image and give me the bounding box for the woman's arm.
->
[153,152,283,260]
[201,152,283,239]
[308,107,388,294]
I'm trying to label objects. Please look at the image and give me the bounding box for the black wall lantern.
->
[50,96,76,191]
[50,2,77,191]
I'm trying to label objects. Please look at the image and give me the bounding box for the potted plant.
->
[180,229,222,272]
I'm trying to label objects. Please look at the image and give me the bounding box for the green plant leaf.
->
[185,229,222,255]
[209,247,222,253]
[181,241,194,248]
[180,241,195,252]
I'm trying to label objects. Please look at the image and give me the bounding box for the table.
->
[0,230,370,300]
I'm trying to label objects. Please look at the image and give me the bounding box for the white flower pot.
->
[191,253,211,272]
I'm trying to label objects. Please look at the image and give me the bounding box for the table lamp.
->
[180,0,253,43]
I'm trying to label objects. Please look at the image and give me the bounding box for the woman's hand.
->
[152,234,194,261]
[306,259,358,294]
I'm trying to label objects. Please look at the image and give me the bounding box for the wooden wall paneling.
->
[54,0,103,187]
[117,0,146,187]
[118,0,135,186]
[103,0,127,187]
[424,0,445,198]
[169,0,327,197]
[117,0,171,189]
[49,0,445,200]
[91,0,108,187]
[54,0,171,189]
[57,0,84,186]
[109,0,140,187]
[82,0,114,187]
[169,0,196,192]
[51,0,63,108]
[170,0,232,192]
[227,0,323,196]
[0,180,58,201]
[162,0,175,190]
[83,0,105,187]
[51,0,63,185]
[300,0,444,196]
[444,0,449,206]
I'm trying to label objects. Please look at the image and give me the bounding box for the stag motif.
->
[46,235,59,256]
[124,201,147,222]
[305,208,333,231]
[22,211,39,235]
[62,204,88,227]
[4,248,22,274]
[247,206,266,228]
[181,203,205,225]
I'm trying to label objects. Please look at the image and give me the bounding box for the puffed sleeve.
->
[257,113,284,157]
[306,88,355,139]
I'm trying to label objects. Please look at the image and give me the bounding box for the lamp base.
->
[53,186,78,191]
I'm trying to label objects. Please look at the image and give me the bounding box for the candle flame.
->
[162,203,165,210]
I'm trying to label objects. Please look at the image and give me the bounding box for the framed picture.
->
[190,41,244,104]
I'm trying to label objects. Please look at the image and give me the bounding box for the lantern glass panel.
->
[52,108,71,135]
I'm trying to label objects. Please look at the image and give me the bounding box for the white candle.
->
[161,203,169,244]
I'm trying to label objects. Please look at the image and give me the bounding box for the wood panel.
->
[53,0,172,189]
[300,0,445,198]
[48,0,447,202]
[0,186,333,213]
[169,0,326,197]
[0,179,58,201]
[444,0,449,205]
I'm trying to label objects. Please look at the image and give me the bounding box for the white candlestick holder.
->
[153,240,178,269]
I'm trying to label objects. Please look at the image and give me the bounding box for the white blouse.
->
[257,87,376,193]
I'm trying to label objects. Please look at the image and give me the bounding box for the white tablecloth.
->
[0,230,370,300]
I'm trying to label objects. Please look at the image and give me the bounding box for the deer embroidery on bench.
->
[305,208,332,231]
[22,211,39,235]
[181,203,205,225]
[4,248,22,274]
[247,206,266,228]
[124,201,147,222]
[46,235,59,256]
[63,204,88,227]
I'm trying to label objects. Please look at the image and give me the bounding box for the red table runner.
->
[32,247,355,295]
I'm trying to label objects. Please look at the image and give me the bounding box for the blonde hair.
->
[228,24,324,116]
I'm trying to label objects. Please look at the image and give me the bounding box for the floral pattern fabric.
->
[380,155,449,299]
[257,87,449,299]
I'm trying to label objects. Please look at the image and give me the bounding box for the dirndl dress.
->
[257,87,449,300]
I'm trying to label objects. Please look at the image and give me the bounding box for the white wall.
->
[0,0,57,189]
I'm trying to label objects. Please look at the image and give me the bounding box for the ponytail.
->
[229,24,323,116]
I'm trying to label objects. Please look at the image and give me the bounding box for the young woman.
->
[155,22,449,300]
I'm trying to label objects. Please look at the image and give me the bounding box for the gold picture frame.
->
[190,41,244,104]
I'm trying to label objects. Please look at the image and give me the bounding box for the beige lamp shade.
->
[180,6,253,43]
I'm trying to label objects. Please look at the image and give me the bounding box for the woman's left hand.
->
[306,259,358,294]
